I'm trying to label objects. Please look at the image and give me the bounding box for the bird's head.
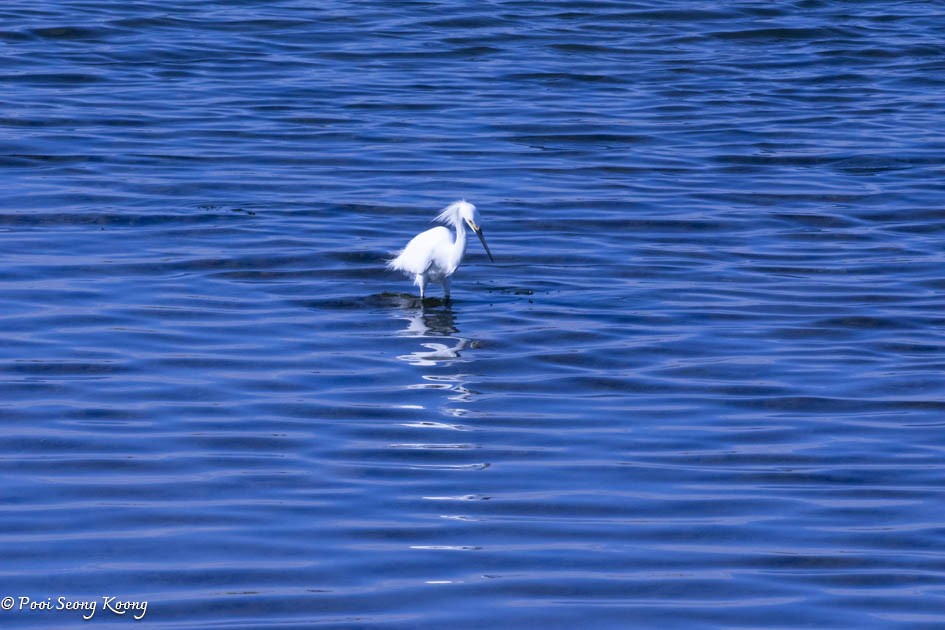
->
[457,201,480,230]
[437,200,494,262]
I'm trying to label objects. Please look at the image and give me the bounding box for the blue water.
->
[2,1,945,627]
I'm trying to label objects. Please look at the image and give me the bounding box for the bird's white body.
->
[388,200,493,299]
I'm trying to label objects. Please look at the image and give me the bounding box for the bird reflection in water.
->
[390,295,475,368]
[386,295,486,548]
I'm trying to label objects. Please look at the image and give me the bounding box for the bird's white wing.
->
[387,226,453,275]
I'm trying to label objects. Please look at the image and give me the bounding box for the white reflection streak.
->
[394,302,471,367]
[387,297,486,572]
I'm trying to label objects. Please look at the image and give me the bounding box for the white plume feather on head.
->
[434,200,474,226]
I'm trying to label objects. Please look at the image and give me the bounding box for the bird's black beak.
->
[473,225,494,262]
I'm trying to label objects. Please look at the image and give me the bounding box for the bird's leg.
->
[415,274,427,299]
[441,277,451,301]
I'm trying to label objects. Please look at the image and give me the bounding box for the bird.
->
[387,200,494,300]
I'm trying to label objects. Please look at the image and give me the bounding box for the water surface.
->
[1,1,945,627]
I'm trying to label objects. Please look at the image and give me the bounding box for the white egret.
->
[387,200,494,299]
